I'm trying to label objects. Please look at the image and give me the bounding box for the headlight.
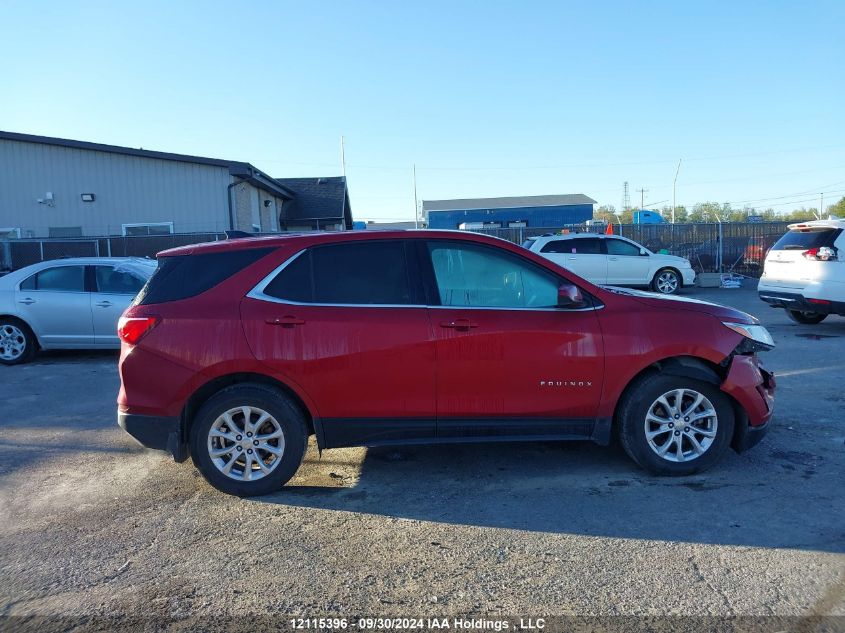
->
[723,322,775,350]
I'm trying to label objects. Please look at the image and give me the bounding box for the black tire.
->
[785,309,827,325]
[189,383,308,496]
[617,372,734,476]
[651,268,681,295]
[0,317,37,365]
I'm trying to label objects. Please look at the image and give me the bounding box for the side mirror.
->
[640,247,648,256]
[558,282,587,309]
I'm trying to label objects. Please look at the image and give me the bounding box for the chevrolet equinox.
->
[117,230,775,496]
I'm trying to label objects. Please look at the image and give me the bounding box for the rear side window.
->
[263,241,414,305]
[772,228,842,251]
[20,265,85,292]
[94,266,146,294]
[135,248,273,305]
[541,238,602,254]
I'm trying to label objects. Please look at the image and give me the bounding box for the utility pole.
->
[672,159,682,224]
[820,192,824,219]
[413,164,419,229]
[622,181,630,213]
[636,188,648,210]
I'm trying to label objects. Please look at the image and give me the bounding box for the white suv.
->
[758,219,845,324]
[524,233,695,294]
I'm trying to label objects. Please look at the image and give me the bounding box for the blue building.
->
[423,194,596,230]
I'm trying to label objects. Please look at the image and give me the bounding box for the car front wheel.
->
[189,384,308,496]
[786,309,827,324]
[652,269,681,295]
[0,319,36,365]
[618,373,734,475]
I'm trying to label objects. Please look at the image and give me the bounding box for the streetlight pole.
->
[413,164,419,229]
[672,159,682,224]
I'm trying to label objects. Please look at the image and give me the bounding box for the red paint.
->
[118,230,775,445]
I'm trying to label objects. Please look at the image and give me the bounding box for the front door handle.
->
[440,319,478,331]
[608,257,619,261]
[95,301,113,307]
[266,316,305,328]
[18,298,35,305]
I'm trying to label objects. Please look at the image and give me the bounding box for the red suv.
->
[118,231,775,496]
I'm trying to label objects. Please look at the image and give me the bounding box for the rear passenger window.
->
[541,238,602,254]
[20,266,85,292]
[263,241,414,305]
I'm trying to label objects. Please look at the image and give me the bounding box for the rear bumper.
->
[758,290,845,316]
[118,411,187,462]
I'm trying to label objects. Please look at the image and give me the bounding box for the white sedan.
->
[0,257,156,364]
[524,233,695,294]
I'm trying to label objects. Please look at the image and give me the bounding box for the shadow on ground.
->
[256,432,844,553]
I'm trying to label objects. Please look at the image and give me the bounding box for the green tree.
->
[827,196,845,218]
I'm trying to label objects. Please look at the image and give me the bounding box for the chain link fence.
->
[0,223,793,277]
[475,221,792,277]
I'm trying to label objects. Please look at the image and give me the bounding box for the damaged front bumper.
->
[720,354,776,452]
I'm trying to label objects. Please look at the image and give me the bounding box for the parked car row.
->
[10,221,843,497]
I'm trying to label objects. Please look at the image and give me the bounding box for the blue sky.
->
[2,0,843,220]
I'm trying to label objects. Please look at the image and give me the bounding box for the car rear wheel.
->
[785,309,827,325]
[189,384,308,496]
[617,373,734,475]
[652,269,681,295]
[0,319,36,365]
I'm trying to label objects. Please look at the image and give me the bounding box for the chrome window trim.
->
[246,248,603,313]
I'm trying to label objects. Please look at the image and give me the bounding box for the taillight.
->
[117,316,159,345]
[802,246,837,261]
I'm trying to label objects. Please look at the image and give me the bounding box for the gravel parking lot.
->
[0,286,843,627]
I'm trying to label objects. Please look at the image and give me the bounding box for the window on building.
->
[427,241,559,308]
[263,241,414,305]
[48,227,83,238]
[122,223,174,237]
[20,265,85,292]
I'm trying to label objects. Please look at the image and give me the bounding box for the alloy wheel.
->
[655,271,679,294]
[207,406,286,481]
[644,388,718,462]
[0,325,27,361]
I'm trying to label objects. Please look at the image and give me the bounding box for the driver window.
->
[427,242,558,308]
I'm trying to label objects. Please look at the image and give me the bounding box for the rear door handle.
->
[95,301,113,307]
[18,298,35,305]
[266,316,305,328]
[440,319,478,331]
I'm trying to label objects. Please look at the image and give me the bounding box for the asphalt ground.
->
[0,284,843,630]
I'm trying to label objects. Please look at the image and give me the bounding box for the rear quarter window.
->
[772,228,842,251]
[134,247,274,305]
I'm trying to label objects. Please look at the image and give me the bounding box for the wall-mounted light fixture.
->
[263,199,272,208]
[81,193,96,202]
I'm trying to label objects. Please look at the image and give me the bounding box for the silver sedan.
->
[0,257,156,364]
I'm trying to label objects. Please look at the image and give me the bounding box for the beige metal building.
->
[0,131,352,238]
